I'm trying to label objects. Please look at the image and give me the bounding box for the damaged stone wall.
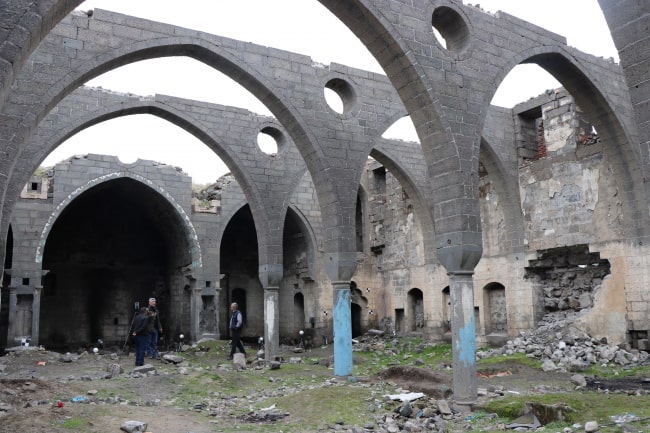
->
[525,245,610,312]
[355,160,435,334]
[515,91,642,346]
[518,91,621,249]
[10,154,203,349]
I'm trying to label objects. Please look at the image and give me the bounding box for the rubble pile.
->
[478,311,650,371]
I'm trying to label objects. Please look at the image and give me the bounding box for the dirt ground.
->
[0,347,219,433]
[0,341,644,433]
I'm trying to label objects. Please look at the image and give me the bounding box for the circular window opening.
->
[257,126,284,155]
[324,78,356,115]
[431,6,470,52]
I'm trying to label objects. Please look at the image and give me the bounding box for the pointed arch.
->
[35,171,201,268]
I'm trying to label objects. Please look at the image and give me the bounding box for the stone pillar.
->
[449,272,477,409]
[333,282,352,376]
[437,242,482,410]
[263,286,280,360]
[7,286,17,346]
[190,284,201,342]
[324,251,357,377]
[31,286,42,346]
[259,264,283,361]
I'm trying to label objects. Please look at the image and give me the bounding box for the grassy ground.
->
[3,337,650,432]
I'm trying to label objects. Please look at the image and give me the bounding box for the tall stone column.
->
[332,282,352,376]
[437,242,482,410]
[32,286,42,346]
[190,285,201,342]
[324,251,357,377]
[259,264,283,361]
[263,286,280,360]
[449,272,477,409]
[7,286,17,345]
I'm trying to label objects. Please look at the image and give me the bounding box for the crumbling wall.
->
[355,160,438,334]
[514,91,642,344]
[525,245,610,312]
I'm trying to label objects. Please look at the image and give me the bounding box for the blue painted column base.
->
[450,272,477,408]
[333,284,352,376]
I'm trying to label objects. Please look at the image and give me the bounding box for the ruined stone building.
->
[0,0,648,407]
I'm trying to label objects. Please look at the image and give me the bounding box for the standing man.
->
[228,302,246,360]
[132,306,150,367]
[146,297,163,359]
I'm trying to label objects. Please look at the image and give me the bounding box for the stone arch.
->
[35,171,201,268]
[0,0,82,109]
[318,1,473,266]
[489,46,648,238]
[370,146,436,264]
[441,286,451,336]
[37,175,197,348]
[284,205,319,281]
[482,282,507,345]
[20,35,331,235]
[1,28,364,286]
[349,281,368,337]
[220,204,262,338]
[478,137,525,256]
[22,94,282,268]
[317,0,450,161]
[407,288,425,332]
[31,100,252,182]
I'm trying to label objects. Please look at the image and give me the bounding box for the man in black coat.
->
[132,307,150,366]
[146,297,163,359]
[228,302,246,360]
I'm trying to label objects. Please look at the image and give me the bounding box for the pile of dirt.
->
[376,365,453,398]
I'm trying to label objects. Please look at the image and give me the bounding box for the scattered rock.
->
[132,364,156,374]
[106,363,122,378]
[162,354,184,364]
[120,420,148,432]
[570,374,587,388]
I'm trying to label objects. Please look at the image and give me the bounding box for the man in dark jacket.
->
[228,302,246,360]
[146,297,163,359]
[132,307,150,366]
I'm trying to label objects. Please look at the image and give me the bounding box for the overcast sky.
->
[41,0,619,184]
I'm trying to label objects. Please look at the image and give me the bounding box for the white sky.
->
[41,0,619,184]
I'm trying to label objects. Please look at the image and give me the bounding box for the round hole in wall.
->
[324,78,356,115]
[257,126,284,155]
[431,6,470,52]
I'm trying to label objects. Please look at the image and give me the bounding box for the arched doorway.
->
[351,303,362,338]
[483,282,507,345]
[293,292,305,332]
[220,205,261,339]
[230,287,247,330]
[0,226,12,350]
[442,286,451,342]
[41,178,190,351]
[407,288,424,332]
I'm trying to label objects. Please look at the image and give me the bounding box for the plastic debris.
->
[385,392,425,402]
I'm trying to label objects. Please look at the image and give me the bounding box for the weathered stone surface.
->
[120,420,148,433]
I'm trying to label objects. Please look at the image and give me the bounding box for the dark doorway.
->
[220,205,261,338]
[351,303,362,337]
[41,178,189,351]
